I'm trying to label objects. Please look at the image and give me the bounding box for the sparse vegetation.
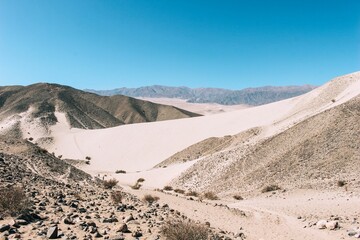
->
[233,195,244,200]
[161,219,209,240]
[74,193,84,201]
[142,194,159,204]
[115,170,126,174]
[185,191,199,197]
[111,191,123,204]
[103,178,119,189]
[0,186,31,216]
[163,186,173,191]
[174,189,185,194]
[203,191,219,200]
[261,184,281,193]
[337,180,346,187]
[137,178,145,183]
[85,156,91,160]
[131,182,141,190]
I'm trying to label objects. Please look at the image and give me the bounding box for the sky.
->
[0,0,359,90]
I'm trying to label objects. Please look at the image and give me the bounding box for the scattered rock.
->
[47,225,58,239]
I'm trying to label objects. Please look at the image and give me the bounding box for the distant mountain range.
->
[0,83,200,132]
[85,85,317,106]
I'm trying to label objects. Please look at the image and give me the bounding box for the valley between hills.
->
[0,72,359,240]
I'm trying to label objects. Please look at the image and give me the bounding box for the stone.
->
[63,217,74,225]
[124,214,134,223]
[47,226,58,239]
[117,223,129,233]
[325,221,338,230]
[132,230,143,238]
[0,225,10,233]
[316,220,327,229]
[109,234,125,240]
[15,219,28,226]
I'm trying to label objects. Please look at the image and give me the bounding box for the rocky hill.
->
[171,95,360,196]
[0,83,200,139]
[0,137,235,240]
[86,85,316,106]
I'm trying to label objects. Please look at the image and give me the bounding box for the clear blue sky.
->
[0,0,359,90]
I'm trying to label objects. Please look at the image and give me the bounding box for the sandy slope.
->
[47,72,360,177]
[137,97,249,115]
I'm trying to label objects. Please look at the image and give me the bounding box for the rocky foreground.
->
[0,139,236,240]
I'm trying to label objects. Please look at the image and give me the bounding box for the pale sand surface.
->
[47,72,360,175]
[137,97,249,115]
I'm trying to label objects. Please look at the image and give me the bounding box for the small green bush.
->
[142,194,159,204]
[0,186,31,216]
[174,189,185,194]
[137,178,145,183]
[131,182,141,190]
[163,186,173,191]
[185,191,199,197]
[103,179,118,189]
[203,191,219,200]
[111,191,123,204]
[337,180,346,187]
[233,195,244,200]
[261,184,281,193]
[161,219,208,240]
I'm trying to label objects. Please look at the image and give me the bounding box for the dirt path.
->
[123,186,358,240]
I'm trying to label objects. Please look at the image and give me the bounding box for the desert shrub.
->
[185,191,199,197]
[115,170,126,174]
[103,179,118,189]
[111,191,123,204]
[337,180,346,187]
[142,194,159,204]
[203,191,219,200]
[74,193,84,201]
[0,186,31,216]
[163,186,173,191]
[85,156,91,160]
[137,178,145,183]
[85,160,90,165]
[261,184,281,193]
[161,219,209,240]
[131,182,141,190]
[174,189,185,194]
[233,195,244,200]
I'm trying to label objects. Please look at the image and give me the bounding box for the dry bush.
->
[142,194,159,204]
[131,182,141,190]
[161,219,209,240]
[337,180,346,187]
[137,178,145,183]
[163,186,173,191]
[103,178,119,189]
[174,189,185,194]
[185,191,199,197]
[203,191,219,200]
[74,193,84,201]
[0,186,31,216]
[233,195,244,200]
[111,191,123,204]
[261,184,281,193]
[115,170,126,174]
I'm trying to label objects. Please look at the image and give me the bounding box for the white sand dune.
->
[48,72,360,181]
[137,97,249,115]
